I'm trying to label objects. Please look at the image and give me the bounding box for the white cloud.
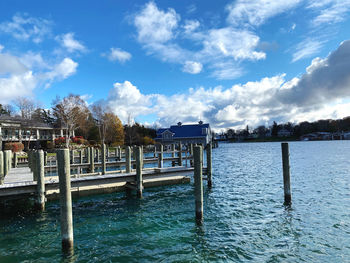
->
[183,20,200,35]
[307,0,350,26]
[0,51,78,104]
[56,32,86,53]
[292,38,324,62]
[102,40,350,130]
[182,61,202,74]
[45,58,78,81]
[133,2,265,80]
[104,47,131,63]
[226,0,302,27]
[0,13,51,43]
[134,2,179,44]
[0,44,4,52]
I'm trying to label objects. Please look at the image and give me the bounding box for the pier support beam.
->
[158,144,163,168]
[125,146,131,173]
[57,149,74,252]
[178,141,183,166]
[13,152,18,168]
[44,151,48,166]
[0,151,4,185]
[102,144,106,175]
[4,150,11,178]
[136,146,143,198]
[194,145,203,224]
[89,147,95,173]
[35,150,45,211]
[281,143,291,204]
[206,143,212,188]
[79,150,83,164]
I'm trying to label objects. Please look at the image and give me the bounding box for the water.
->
[1,141,350,262]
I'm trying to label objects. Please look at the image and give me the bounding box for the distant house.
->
[155,121,212,146]
[0,115,66,150]
[277,128,291,137]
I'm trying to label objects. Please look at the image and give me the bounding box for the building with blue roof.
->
[155,121,212,146]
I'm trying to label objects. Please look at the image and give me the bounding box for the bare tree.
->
[14,97,40,120]
[52,94,89,148]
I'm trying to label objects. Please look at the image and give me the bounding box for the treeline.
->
[0,94,156,147]
[224,116,350,139]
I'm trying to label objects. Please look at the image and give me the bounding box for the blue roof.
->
[156,123,210,139]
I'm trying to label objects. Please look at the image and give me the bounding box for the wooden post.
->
[281,143,291,204]
[35,150,45,211]
[98,148,101,163]
[0,151,4,185]
[3,151,10,177]
[115,147,118,159]
[32,150,38,181]
[28,151,32,171]
[178,141,182,166]
[7,150,11,173]
[190,143,193,156]
[102,144,106,175]
[136,146,143,198]
[106,147,109,158]
[13,152,18,168]
[85,148,90,164]
[70,150,73,164]
[57,149,74,252]
[126,146,131,173]
[194,145,203,224]
[89,147,95,173]
[158,144,163,168]
[44,151,48,166]
[206,143,212,188]
[171,144,175,158]
[79,150,83,164]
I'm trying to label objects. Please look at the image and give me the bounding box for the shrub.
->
[4,142,24,152]
[47,141,55,149]
[54,137,66,145]
[143,136,155,145]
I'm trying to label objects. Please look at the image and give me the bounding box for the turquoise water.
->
[1,141,350,262]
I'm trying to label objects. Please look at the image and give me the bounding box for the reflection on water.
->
[1,141,350,262]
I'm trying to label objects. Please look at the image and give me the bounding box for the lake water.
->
[1,141,350,262]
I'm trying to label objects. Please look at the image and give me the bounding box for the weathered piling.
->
[70,150,74,164]
[89,147,95,173]
[35,150,45,211]
[178,141,183,166]
[13,152,18,168]
[206,143,212,188]
[194,145,203,224]
[4,150,11,177]
[281,143,291,204]
[96,149,100,163]
[32,151,38,181]
[86,148,90,164]
[136,146,143,198]
[28,151,32,171]
[44,151,48,166]
[57,149,74,252]
[102,144,106,175]
[114,147,118,159]
[125,146,131,173]
[0,151,4,185]
[158,144,163,168]
[79,150,83,164]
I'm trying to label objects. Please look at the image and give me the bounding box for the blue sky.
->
[1,0,350,130]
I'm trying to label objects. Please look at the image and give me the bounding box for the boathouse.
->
[0,116,68,150]
[155,121,212,146]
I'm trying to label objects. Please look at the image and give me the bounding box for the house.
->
[155,121,212,147]
[277,128,292,137]
[0,115,67,150]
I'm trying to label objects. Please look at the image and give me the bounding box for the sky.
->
[1,0,350,131]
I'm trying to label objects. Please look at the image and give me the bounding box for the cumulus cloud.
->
[104,47,131,63]
[134,2,179,44]
[103,40,350,130]
[132,1,265,79]
[182,61,202,74]
[56,32,86,53]
[0,51,78,104]
[0,13,52,43]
